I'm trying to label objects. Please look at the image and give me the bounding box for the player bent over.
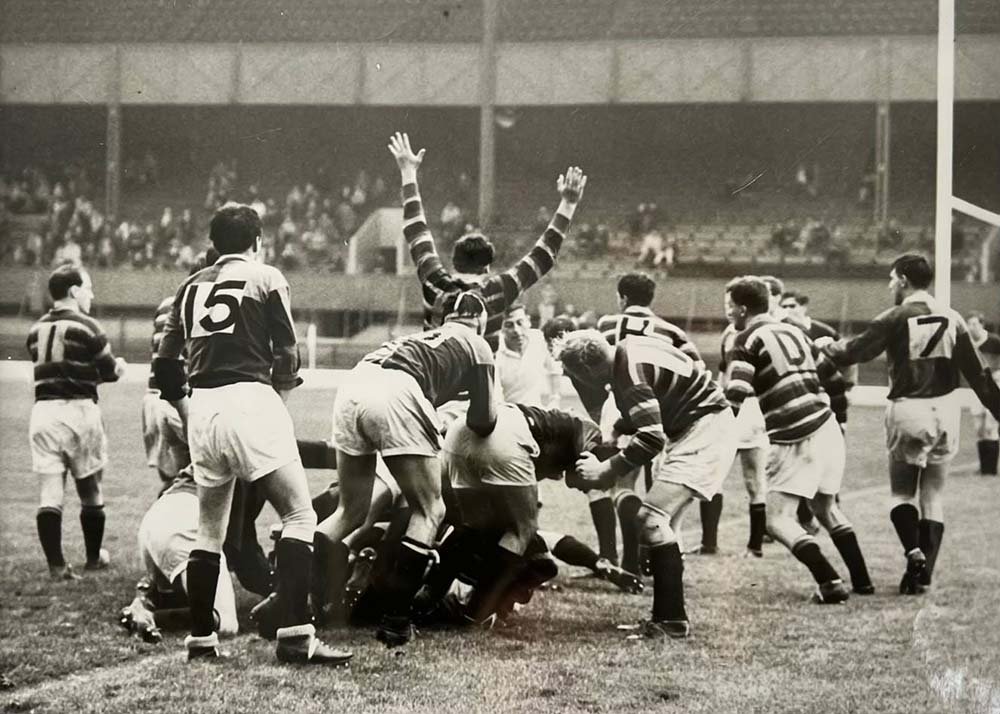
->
[561,329,737,639]
[154,203,350,665]
[819,255,1000,592]
[320,292,497,647]
[27,265,126,579]
[724,277,873,602]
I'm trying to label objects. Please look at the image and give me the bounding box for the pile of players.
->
[27,132,1000,667]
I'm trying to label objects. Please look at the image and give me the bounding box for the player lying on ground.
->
[560,328,737,640]
[724,277,873,603]
[817,254,1000,594]
[27,264,127,580]
[318,291,497,647]
[154,203,351,665]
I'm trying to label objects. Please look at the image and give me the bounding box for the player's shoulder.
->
[983,334,1000,354]
[810,319,839,340]
[156,295,175,313]
[595,313,617,332]
[203,256,289,299]
[44,309,104,336]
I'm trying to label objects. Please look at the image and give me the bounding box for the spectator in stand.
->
[302,218,329,267]
[95,234,115,268]
[286,185,305,222]
[877,219,904,254]
[335,187,357,236]
[370,175,388,207]
[575,223,597,257]
[52,232,83,267]
[178,208,196,245]
[771,220,798,260]
[279,233,303,271]
[140,150,159,186]
[440,201,464,245]
[350,170,369,213]
[637,227,667,269]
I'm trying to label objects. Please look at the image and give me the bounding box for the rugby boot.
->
[743,548,763,559]
[185,633,225,661]
[344,547,378,610]
[275,624,352,666]
[85,548,111,571]
[119,598,163,643]
[375,614,416,648]
[899,550,927,595]
[812,579,850,604]
[683,544,719,556]
[641,619,691,640]
[50,564,81,581]
[595,558,644,594]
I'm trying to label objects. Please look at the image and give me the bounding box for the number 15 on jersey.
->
[183,280,248,338]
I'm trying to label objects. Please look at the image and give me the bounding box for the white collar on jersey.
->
[624,305,654,315]
[215,253,252,265]
[746,313,777,329]
[902,290,936,306]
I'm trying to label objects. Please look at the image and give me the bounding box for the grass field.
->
[1,374,999,714]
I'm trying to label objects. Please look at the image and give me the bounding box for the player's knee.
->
[637,504,675,547]
[280,502,317,543]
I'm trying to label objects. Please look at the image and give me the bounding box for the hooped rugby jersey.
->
[609,334,729,472]
[147,295,174,390]
[27,307,121,402]
[402,180,574,351]
[822,290,1000,414]
[515,404,601,480]
[363,321,496,411]
[158,254,301,390]
[725,315,847,444]
[597,306,704,365]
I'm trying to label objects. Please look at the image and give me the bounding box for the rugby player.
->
[724,277,873,602]
[320,291,497,647]
[561,329,737,639]
[389,131,586,351]
[819,255,1000,592]
[495,303,563,408]
[27,264,126,579]
[967,311,1000,475]
[154,203,351,664]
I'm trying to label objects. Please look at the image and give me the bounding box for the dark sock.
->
[830,526,872,589]
[80,505,105,563]
[791,538,840,585]
[311,484,340,522]
[589,498,618,564]
[918,519,945,584]
[700,493,723,549]
[312,534,349,618]
[978,441,989,473]
[297,439,337,469]
[37,507,65,568]
[649,542,686,622]
[552,535,599,570]
[796,498,814,525]
[616,494,643,574]
[466,546,527,623]
[383,537,432,618]
[186,550,221,637]
[982,441,999,475]
[748,503,766,551]
[890,503,921,554]
[275,537,314,628]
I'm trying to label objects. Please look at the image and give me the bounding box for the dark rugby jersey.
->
[363,321,496,413]
[804,318,840,343]
[610,334,728,472]
[26,308,120,402]
[158,255,301,390]
[597,306,703,365]
[725,315,847,444]
[823,291,1000,413]
[974,332,1000,372]
[147,295,174,390]
[515,404,600,480]
[401,181,575,351]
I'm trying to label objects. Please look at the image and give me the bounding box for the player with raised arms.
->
[819,254,1000,593]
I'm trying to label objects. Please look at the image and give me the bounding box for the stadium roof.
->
[2,0,998,44]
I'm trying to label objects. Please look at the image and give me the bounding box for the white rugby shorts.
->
[139,487,200,585]
[29,399,108,479]
[734,397,770,451]
[443,403,540,489]
[885,393,961,467]
[188,382,299,487]
[332,363,441,457]
[141,390,189,478]
[767,416,845,498]
[654,408,737,500]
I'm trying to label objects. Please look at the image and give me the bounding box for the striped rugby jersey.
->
[401,181,575,352]
[158,254,301,390]
[725,315,847,444]
[610,334,729,471]
[597,306,703,365]
[822,291,1000,416]
[515,403,601,480]
[26,307,121,402]
[363,321,496,413]
[147,295,174,390]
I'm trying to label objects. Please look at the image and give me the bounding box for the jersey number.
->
[183,280,248,338]
[908,315,954,360]
[617,315,653,341]
[760,326,815,375]
[33,322,68,365]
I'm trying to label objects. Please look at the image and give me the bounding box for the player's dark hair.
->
[48,263,85,300]
[452,232,495,274]
[780,291,799,304]
[761,275,784,297]
[891,254,933,289]
[506,301,527,316]
[442,290,487,322]
[617,272,656,307]
[209,204,261,255]
[967,310,985,324]
[797,293,810,306]
[541,314,578,345]
[727,277,770,315]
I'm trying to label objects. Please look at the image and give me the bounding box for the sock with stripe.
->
[791,538,840,585]
[383,537,433,618]
[830,525,872,591]
[37,507,65,568]
[80,505,105,564]
[275,537,314,628]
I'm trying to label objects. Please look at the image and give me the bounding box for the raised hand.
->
[557,166,587,204]
[387,132,426,177]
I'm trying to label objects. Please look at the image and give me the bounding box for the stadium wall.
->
[2,267,997,324]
